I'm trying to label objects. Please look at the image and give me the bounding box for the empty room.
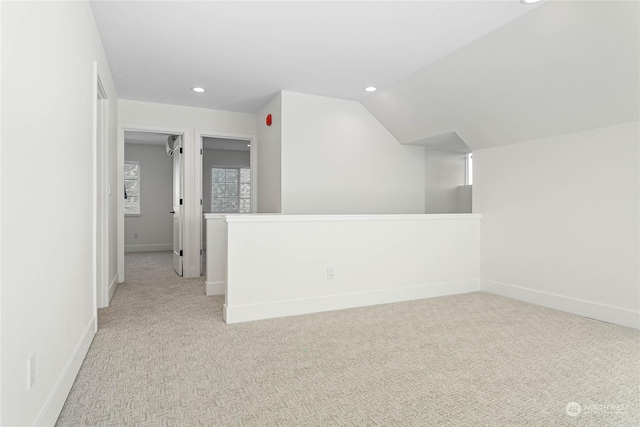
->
[1,1,638,426]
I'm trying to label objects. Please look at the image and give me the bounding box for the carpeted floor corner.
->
[56,251,640,426]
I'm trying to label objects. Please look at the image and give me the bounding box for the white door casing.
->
[172,135,184,276]
[94,64,110,313]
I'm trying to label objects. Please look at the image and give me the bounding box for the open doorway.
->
[124,131,184,277]
[203,138,252,214]
[200,137,253,275]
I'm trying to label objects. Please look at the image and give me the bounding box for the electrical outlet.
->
[327,267,334,280]
[27,354,36,390]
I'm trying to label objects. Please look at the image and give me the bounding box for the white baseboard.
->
[206,281,225,296]
[108,273,119,303]
[482,280,640,329]
[224,279,480,324]
[35,316,96,426]
[124,244,172,253]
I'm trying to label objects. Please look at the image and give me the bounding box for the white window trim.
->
[124,160,141,216]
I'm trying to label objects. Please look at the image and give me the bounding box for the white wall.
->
[474,121,640,328]
[202,149,250,214]
[424,149,467,213]
[119,100,256,133]
[1,2,118,425]
[458,185,472,214]
[256,93,282,213]
[225,214,481,323]
[124,143,173,252]
[204,214,227,296]
[118,100,256,278]
[281,91,425,214]
[362,1,639,151]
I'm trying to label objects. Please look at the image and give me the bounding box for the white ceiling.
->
[90,1,539,114]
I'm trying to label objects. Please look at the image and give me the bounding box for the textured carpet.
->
[56,251,640,426]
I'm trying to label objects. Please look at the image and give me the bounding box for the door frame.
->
[195,130,257,276]
[117,124,189,284]
[171,135,184,277]
[93,65,109,317]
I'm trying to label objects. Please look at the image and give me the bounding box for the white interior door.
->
[172,135,183,276]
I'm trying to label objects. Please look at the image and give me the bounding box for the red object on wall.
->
[265,114,272,126]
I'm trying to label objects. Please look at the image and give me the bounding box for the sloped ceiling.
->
[90,1,538,113]
[362,1,639,151]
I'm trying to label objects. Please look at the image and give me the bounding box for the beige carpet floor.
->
[56,251,639,426]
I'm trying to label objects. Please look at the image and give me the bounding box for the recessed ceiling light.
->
[247,144,251,147]
[192,87,205,93]
[364,86,377,92]
[520,0,542,4]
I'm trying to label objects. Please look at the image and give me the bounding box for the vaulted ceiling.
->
[90,1,539,113]
[363,0,639,150]
[91,1,638,151]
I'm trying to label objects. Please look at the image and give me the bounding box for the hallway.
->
[57,252,219,425]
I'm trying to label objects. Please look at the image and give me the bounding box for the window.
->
[211,167,251,213]
[466,153,473,186]
[124,161,140,215]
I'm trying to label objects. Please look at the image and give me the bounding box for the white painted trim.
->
[206,281,225,296]
[225,213,482,223]
[117,126,125,283]
[93,68,111,311]
[224,279,480,324]
[124,244,173,253]
[99,91,109,310]
[204,213,227,220]
[482,280,640,329]
[34,316,96,426]
[108,273,119,303]
[92,62,99,318]
[0,2,3,417]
